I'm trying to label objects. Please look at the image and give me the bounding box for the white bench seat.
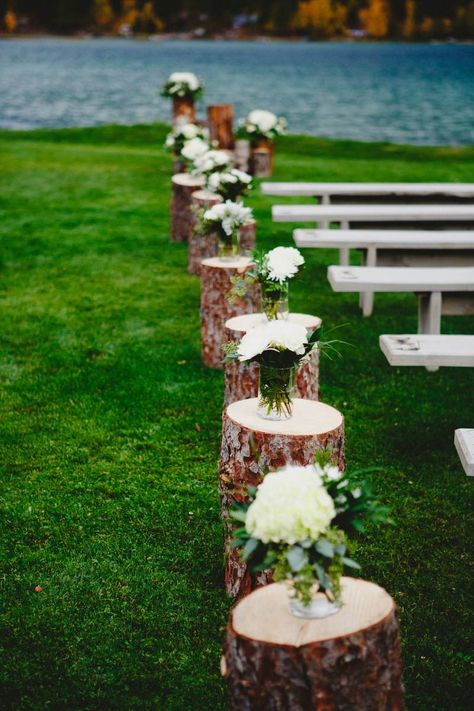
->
[379,335,474,367]
[273,204,474,224]
[328,266,474,335]
[262,182,474,199]
[454,429,474,477]
[294,229,474,250]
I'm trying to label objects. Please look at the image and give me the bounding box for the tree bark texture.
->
[220,399,345,597]
[250,140,273,178]
[170,173,204,243]
[200,258,261,369]
[172,96,196,125]
[223,580,405,711]
[207,104,235,149]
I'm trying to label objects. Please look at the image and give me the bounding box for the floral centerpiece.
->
[161,72,204,100]
[180,137,211,168]
[207,169,253,202]
[224,319,319,420]
[200,200,253,261]
[192,149,232,178]
[165,123,210,158]
[228,246,305,320]
[239,109,287,146]
[230,456,392,618]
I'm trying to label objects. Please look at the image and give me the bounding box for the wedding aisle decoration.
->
[180,137,212,168]
[165,124,210,173]
[239,109,288,146]
[207,169,252,202]
[192,149,232,178]
[230,457,392,618]
[161,71,204,123]
[228,246,305,320]
[224,319,319,420]
[199,201,253,261]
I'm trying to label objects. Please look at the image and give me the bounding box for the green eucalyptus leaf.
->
[242,538,259,561]
[287,545,307,572]
[315,539,334,558]
[342,557,362,570]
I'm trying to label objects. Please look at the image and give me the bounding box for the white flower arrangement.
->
[192,149,232,177]
[165,123,209,156]
[245,466,336,545]
[202,200,252,238]
[239,109,287,143]
[207,169,253,201]
[161,72,204,99]
[237,320,309,362]
[265,246,305,283]
[180,137,211,164]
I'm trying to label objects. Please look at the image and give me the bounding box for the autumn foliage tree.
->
[360,0,390,38]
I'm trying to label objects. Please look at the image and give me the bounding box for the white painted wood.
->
[273,204,474,223]
[262,182,474,198]
[328,266,474,292]
[361,245,377,317]
[379,335,474,368]
[226,398,343,437]
[294,229,474,250]
[454,429,474,476]
[232,579,394,647]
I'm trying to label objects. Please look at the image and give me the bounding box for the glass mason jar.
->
[257,364,295,421]
[261,282,289,321]
[217,228,240,261]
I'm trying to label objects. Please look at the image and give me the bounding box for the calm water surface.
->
[1,38,473,145]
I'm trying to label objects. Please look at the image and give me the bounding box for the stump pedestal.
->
[250,145,273,178]
[171,173,204,243]
[223,579,404,711]
[172,96,195,126]
[207,104,234,149]
[220,398,344,597]
[201,257,261,369]
[234,139,250,172]
[189,215,256,276]
[224,312,322,406]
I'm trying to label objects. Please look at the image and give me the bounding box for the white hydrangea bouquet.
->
[224,319,320,420]
[165,123,210,158]
[207,169,253,202]
[238,109,287,145]
[228,246,305,321]
[199,200,253,261]
[231,454,392,618]
[192,149,232,178]
[180,137,211,167]
[161,71,204,99]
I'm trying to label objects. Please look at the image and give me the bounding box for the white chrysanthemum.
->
[181,137,210,161]
[208,169,252,193]
[193,149,231,176]
[245,466,336,544]
[204,200,252,236]
[237,320,308,361]
[247,109,278,133]
[168,72,200,91]
[264,246,304,282]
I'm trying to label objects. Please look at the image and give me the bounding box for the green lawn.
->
[0,124,473,710]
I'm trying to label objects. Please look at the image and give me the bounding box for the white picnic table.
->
[262,182,474,199]
[328,265,474,333]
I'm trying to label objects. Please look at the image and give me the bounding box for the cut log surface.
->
[207,104,235,149]
[220,398,344,597]
[224,579,405,711]
[224,313,322,405]
[170,173,204,243]
[201,258,261,369]
[189,217,256,276]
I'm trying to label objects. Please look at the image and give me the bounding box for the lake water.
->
[1,38,473,145]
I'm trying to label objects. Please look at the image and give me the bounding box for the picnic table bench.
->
[454,429,474,477]
[379,334,474,368]
[262,182,474,200]
[327,265,474,330]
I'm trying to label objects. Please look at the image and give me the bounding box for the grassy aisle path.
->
[0,125,473,710]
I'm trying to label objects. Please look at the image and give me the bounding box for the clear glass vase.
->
[261,282,289,321]
[257,364,295,421]
[289,594,341,619]
[218,229,240,262]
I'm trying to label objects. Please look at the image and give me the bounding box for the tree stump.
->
[170,173,204,243]
[207,104,235,149]
[234,139,251,172]
[188,189,223,274]
[223,579,405,711]
[220,398,344,597]
[172,96,196,125]
[250,147,273,178]
[190,219,257,276]
[224,313,322,406]
[201,257,261,369]
[172,158,186,175]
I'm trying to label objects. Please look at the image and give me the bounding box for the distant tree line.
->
[1,1,474,38]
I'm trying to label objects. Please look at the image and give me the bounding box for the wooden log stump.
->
[224,313,322,406]
[251,147,273,178]
[172,96,196,125]
[170,173,204,243]
[207,104,235,149]
[220,398,344,597]
[201,257,261,369]
[234,139,251,172]
[190,219,257,276]
[172,158,186,175]
[223,579,405,711]
[188,189,223,274]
